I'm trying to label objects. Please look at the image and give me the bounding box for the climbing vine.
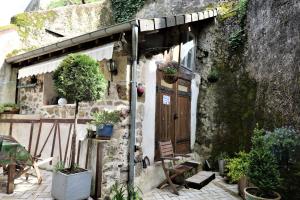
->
[111,0,145,23]
[228,0,249,50]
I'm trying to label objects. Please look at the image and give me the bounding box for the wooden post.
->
[94,142,104,199]
[7,164,16,194]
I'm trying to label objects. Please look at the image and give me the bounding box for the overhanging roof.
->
[6,9,217,64]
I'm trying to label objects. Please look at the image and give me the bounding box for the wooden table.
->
[0,136,33,194]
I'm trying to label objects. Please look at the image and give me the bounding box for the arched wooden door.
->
[155,70,191,160]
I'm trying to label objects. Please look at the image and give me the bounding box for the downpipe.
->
[128,22,139,195]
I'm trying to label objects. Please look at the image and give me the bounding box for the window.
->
[180,31,196,71]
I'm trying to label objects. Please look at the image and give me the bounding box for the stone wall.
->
[136,0,222,18]
[0,29,20,103]
[19,74,44,114]
[7,1,113,55]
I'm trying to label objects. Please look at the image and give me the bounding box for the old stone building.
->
[1,9,218,197]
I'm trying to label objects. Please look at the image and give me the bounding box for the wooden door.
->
[175,79,191,154]
[155,71,191,160]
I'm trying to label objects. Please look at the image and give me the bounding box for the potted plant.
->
[91,110,121,137]
[161,61,178,84]
[0,103,20,114]
[244,127,281,200]
[52,54,107,200]
[217,152,228,177]
[226,151,250,198]
[52,162,92,200]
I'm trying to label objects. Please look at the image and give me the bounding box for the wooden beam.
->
[50,123,58,165]
[34,121,42,157]
[94,143,104,198]
[28,122,34,153]
[76,140,81,165]
[64,124,73,166]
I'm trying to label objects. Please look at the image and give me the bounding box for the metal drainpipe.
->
[129,22,139,188]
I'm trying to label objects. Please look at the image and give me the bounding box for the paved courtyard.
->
[143,176,241,200]
[0,170,241,200]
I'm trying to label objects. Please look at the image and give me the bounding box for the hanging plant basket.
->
[160,61,179,84]
[163,73,178,84]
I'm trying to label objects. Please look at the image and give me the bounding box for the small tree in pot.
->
[52,54,107,200]
[245,127,281,200]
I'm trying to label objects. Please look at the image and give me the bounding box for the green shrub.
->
[265,127,300,166]
[246,126,281,197]
[226,151,249,183]
[53,54,107,103]
[91,110,121,125]
[0,103,19,113]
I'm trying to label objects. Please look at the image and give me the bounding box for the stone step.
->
[186,171,216,190]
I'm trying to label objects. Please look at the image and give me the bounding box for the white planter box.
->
[51,170,92,200]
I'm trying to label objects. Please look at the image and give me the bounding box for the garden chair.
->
[157,140,193,195]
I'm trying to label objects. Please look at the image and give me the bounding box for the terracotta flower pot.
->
[244,187,281,200]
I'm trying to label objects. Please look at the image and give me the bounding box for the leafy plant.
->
[207,68,219,83]
[265,127,300,169]
[128,184,143,200]
[111,0,145,23]
[246,126,281,197]
[161,61,178,75]
[91,110,121,125]
[228,0,248,51]
[110,182,143,200]
[228,29,246,51]
[226,151,249,183]
[53,54,107,170]
[54,161,65,172]
[0,103,19,113]
[237,0,248,27]
[111,182,126,200]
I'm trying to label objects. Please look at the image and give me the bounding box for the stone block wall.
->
[19,74,44,114]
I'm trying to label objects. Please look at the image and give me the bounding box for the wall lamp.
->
[106,59,118,81]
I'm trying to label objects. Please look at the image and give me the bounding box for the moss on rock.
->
[11,11,57,40]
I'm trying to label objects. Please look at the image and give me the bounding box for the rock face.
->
[136,0,221,18]
[247,0,300,129]
[9,1,113,52]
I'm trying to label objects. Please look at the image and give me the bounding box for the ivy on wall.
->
[111,0,145,23]
[228,0,248,50]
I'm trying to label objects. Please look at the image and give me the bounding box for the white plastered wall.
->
[191,73,200,149]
